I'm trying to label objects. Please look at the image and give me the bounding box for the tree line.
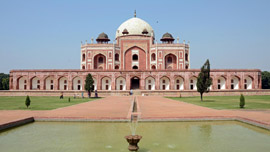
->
[0,73,9,90]
[262,71,270,89]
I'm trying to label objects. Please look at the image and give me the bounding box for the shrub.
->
[68,97,70,102]
[240,94,245,108]
[25,95,31,108]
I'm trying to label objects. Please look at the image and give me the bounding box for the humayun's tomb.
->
[9,14,262,92]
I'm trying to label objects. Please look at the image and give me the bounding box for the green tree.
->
[240,94,245,108]
[25,95,31,108]
[262,71,270,89]
[196,59,212,101]
[84,73,94,98]
[2,77,9,90]
[0,73,9,90]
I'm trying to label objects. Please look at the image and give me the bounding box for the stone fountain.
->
[125,134,142,151]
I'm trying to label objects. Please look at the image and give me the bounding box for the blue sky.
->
[0,0,269,73]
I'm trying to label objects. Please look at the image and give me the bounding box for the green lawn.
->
[0,96,99,110]
[168,95,270,110]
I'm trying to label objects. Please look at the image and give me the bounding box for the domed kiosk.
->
[96,32,110,44]
[161,32,175,44]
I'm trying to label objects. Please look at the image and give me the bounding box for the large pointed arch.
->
[93,54,106,70]
[124,46,146,70]
[164,53,177,70]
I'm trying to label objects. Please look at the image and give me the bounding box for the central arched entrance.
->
[131,77,140,90]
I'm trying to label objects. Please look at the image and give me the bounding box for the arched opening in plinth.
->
[92,77,97,90]
[244,76,253,89]
[131,77,140,90]
[160,76,170,90]
[59,76,68,90]
[217,76,226,90]
[231,76,240,90]
[17,76,27,90]
[44,76,54,90]
[189,76,197,90]
[31,76,40,90]
[175,76,184,90]
[72,76,83,90]
[101,77,111,90]
[145,76,155,90]
[116,77,126,90]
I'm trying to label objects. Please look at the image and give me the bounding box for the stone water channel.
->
[125,96,142,151]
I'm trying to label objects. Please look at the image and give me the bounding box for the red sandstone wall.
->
[9,69,262,91]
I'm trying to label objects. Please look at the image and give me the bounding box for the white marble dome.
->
[116,17,154,38]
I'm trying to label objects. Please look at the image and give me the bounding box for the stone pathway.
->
[37,96,132,120]
[0,96,132,129]
[1,96,270,130]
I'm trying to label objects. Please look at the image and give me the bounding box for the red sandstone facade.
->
[9,15,262,91]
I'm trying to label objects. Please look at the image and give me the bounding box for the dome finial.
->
[134,10,136,18]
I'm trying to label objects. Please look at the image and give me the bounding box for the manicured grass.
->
[0,96,99,110]
[168,95,270,110]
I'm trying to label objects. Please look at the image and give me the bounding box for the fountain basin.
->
[0,121,270,152]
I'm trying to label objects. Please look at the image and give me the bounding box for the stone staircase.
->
[132,90,141,95]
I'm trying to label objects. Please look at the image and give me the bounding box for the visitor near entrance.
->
[95,90,98,98]
[60,92,63,99]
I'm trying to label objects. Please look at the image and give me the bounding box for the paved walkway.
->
[37,96,132,120]
[1,96,270,130]
[0,96,133,127]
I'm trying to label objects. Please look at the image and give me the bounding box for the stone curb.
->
[139,117,270,130]
[1,116,269,132]
[35,117,130,122]
[0,117,34,132]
